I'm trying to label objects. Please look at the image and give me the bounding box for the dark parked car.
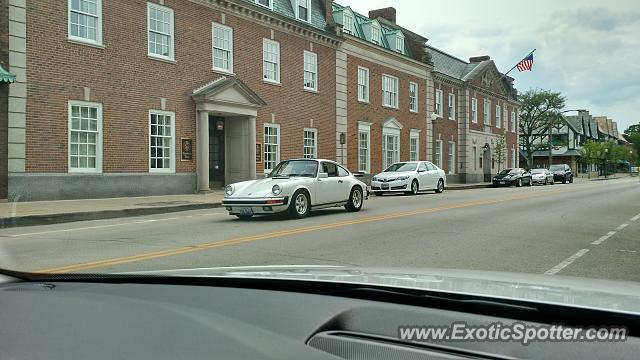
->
[549,164,573,184]
[492,168,532,187]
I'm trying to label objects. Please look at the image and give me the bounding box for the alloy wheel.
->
[295,193,307,215]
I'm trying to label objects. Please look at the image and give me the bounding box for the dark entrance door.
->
[209,116,225,186]
[483,145,492,182]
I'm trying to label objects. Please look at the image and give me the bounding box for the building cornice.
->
[190,0,342,47]
[342,37,431,79]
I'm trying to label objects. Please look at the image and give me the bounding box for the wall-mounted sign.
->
[256,142,262,163]
[181,138,193,161]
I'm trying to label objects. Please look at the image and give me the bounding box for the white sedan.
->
[371,161,446,196]
[222,159,368,219]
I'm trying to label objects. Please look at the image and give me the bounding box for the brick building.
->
[2,0,520,200]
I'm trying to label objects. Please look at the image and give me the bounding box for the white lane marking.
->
[544,249,590,275]
[616,223,629,231]
[631,214,640,222]
[6,212,226,238]
[591,231,617,245]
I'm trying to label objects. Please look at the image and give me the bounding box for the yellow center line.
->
[35,187,587,273]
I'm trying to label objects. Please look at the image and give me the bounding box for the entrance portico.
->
[192,77,266,192]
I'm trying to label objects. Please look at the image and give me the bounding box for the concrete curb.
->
[0,202,223,229]
[446,184,492,190]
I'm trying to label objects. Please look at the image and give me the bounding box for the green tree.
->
[623,123,640,165]
[518,89,566,167]
[494,129,507,172]
[579,140,603,178]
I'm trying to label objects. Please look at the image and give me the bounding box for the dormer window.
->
[255,0,272,9]
[343,13,353,34]
[395,34,404,53]
[371,24,380,45]
[297,0,310,22]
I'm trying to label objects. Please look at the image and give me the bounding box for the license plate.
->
[239,207,253,216]
[382,184,389,190]
[500,181,505,185]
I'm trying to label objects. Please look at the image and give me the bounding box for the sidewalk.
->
[0,192,224,228]
[446,182,492,190]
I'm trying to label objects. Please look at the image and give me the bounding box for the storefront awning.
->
[0,65,16,83]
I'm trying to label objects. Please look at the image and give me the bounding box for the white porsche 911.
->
[222,159,368,220]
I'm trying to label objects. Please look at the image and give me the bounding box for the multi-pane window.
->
[471,98,478,123]
[511,111,516,132]
[511,148,516,168]
[255,0,272,9]
[263,39,280,83]
[303,128,317,158]
[371,25,381,44]
[357,67,369,103]
[435,140,443,168]
[297,0,310,22]
[382,133,400,169]
[264,124,280,172]
[148,3,174,60]
[382,75,399,108]
[448,141,456,174]
[343,13,353,34]
[358,125,370,172]
[448,93,455,120]
[435,90,443,116]
[69,101,101,172]
[409,82,418,112]
[472,146,477,170]
[395,35,404,53]
[495,104,502,128]
[503,106,508,131]
[483,99,491,125]
[68,0,102,44]
[212,23,233,73]
[303,51,317,91]
[149,111,175,172]
[410,131,419,161]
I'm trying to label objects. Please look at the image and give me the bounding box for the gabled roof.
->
[192,77,266,106]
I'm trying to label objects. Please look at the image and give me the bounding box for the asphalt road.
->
[1,177,639,281]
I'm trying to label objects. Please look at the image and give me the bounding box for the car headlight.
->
[272,184,282,196]
[225,185,234,196]
[397,175,410,181]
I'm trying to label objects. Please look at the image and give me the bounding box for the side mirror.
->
[318,172,329,179]
[417,169,426,173]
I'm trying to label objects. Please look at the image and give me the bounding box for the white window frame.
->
[511,111,516,133]
[357,67,369,103]
[296,0,311,22]
[484,99,491,125]
[263,38,280,84]
[435,89,443,117]
[495,104,502,128]
[148,110,176,173]
[395,34,404,53]
[410,130,420,162]
[68,100,103,173]
[381,74,399,109]
[511,148,516,169]
[68,0,103,46]
[263,123,280,173]
[147,2,174,61]
[342,12,354,34]
[358,123,371,173]
[303,50,318,91]
[255,0,273,10]
[371,23,381,45]
[212,22,233,74]
[448,141,456,174]
[471,98,478,123]
[435,140,443,169]
[503,105,508,131]
[382,131,400,170]
[448,93,455,120]
[409,82,418,113]
[303,128,317,158]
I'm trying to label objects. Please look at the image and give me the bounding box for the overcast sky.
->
[341,0,640,132]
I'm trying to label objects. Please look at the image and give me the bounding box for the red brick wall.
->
[345,54,425,174]
[433,81,459,174]
[26,0,336,174]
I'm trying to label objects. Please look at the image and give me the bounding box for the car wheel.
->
[517,178,522,187]
[289,190,310,219]
[569,175,573,183]
[374,191,384,196]
[562,177,566,184]
[527,178,532,187]
[410,180,419,195]
[235,214,253,220]
[435,179,445,193]
[345,187,363,212]
[544,178,547,185]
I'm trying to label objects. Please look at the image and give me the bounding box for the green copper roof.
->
[0,65,16,83]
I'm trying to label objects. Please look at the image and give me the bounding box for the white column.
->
[248,116,257,180]
[197,111,209,192]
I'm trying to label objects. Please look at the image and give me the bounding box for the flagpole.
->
[499,48,536,81]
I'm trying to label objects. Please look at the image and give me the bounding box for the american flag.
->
[516,53,534,71]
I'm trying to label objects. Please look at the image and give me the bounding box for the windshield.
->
[531,169,546,174]
[268,160,318,178]
[549,165,565,171]
[384,163,418,172]
[498,169,519,175]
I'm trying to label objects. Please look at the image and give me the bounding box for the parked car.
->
[371,161,446,196]
[530,168,555,185]
[492,168,532,187]
[549,164,573,183]
[222,159,367,220]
